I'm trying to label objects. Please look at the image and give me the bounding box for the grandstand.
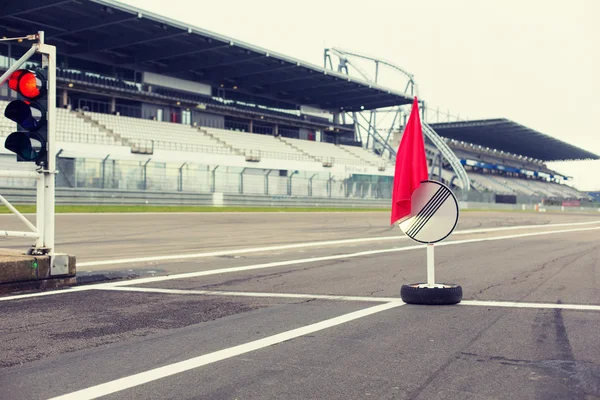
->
[428,119,599,202]
[0,0,598,206]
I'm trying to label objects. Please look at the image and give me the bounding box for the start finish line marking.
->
[97,286,600,312]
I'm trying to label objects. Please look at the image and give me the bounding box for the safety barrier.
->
[0,187,390,208]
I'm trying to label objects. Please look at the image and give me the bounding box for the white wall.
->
[143,72,211,96]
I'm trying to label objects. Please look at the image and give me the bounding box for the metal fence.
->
[77,98,143,119]
[2,154,595,207]
[453,188,599,208]
[40,156,393,199]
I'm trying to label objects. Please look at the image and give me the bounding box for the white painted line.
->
[4,225,600,302]
[97,286,401,303]
[77,236,410,267]
[77,219,600,267]
[99,287,600,311]
[452,219,600,234]
[107,225,600,288]
[48,301,404,400]
[105,245,425,286]
[461,300,600,311]
[0,286,93,302]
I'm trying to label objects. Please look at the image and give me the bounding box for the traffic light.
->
[4,68,48,166]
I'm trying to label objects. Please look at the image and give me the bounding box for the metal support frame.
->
[324,47,416,160]
[239,168,248,194]
[323,47,469,192]
[265,169,275,195]
[422,123,470,191]
[0,32,58,255]
[178,162,187,192]
[288,170,299,196]
[308,173,317,197]
[355,112,398,158]
[101,154,111,189]
[211,165,219,193]
[142,158,152,190]
[327,174,335,198]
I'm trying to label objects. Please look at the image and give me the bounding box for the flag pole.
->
[426,243,435,287]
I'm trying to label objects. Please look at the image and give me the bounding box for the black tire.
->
[400,283,462,305]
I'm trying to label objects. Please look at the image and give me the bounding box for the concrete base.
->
[0,249,76,294]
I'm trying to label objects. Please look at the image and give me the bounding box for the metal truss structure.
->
[324,47,470,191]
[324,47,415,156]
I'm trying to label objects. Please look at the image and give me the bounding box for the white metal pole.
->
[40,36,56,255]
[427,244,435,287]
[36,173,45,249]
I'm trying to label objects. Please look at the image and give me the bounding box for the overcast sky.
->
[123,0,600,191]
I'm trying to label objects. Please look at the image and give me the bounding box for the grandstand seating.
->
[56,109,117,146]
[490,175,534,195]
[0,100,591,200]
[448,141,552,173]
[83,111,234,155]
[524,179,566,197]
[57,67,319,124]
[501,178,539,196]
[81,111,384,165]
[202,127,311,161]
[549,182,583,198]
[465,171,587,199]
[0,103,397,167]
[58,68,138,92]
[281,137,368,166]
[0,101,116,146]
[469,173,515,194]
[440,137,590,199]
[339,145,393,167]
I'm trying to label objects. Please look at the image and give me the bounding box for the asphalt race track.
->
[1,211,600,400]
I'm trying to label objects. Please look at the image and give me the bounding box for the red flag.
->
[390,97,429,225]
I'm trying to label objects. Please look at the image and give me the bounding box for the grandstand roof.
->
[429,119,599,162]
[1,0,413,111]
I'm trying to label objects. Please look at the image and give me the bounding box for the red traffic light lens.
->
[18,72,42,98]
[7,69,44,99]
[8,70,26,91]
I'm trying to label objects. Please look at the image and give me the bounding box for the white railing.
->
[57,132,116,145]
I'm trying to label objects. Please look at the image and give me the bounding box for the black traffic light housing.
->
[4,67,48,166]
